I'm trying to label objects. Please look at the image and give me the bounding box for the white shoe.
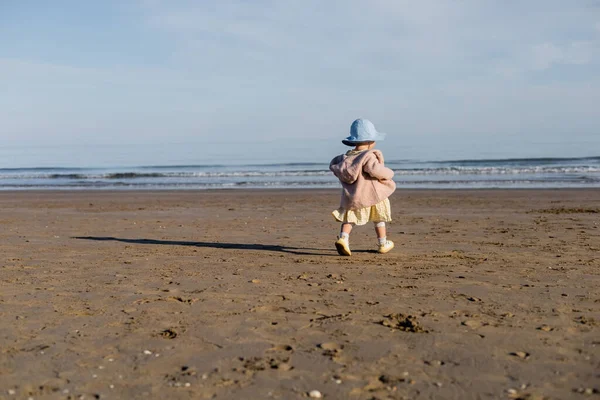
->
[335,237,351,256]
[377,240,394,254]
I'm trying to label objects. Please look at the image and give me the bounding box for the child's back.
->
[330,148,395,210]
[329,119,396,256]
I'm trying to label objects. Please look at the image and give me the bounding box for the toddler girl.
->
[329,118,396,256]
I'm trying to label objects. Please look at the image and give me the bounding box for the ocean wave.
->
[0,171,332,180]
[392,166,600,175]
[402,156,600,166]
[1,166,599,180]
[106,172,166,179]
[2,155,598,172]
[137,162,325,169]
[2,177,600,190]
[48,173,88,179]
[1,155,599,191]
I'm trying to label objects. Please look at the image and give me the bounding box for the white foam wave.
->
[392,166,600,175]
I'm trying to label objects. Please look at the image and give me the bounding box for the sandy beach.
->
[0,189,598,400]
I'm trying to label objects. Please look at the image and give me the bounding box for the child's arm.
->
[330,155,361,184]
[329,155,344,178]
[363,152,394,181]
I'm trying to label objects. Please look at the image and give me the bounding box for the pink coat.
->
[330,149,396,210]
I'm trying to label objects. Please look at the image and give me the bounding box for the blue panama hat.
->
[342,118,386,146]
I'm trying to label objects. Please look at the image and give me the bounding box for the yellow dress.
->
[332,198,392,226]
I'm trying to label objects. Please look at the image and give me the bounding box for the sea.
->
[1,157,599,190]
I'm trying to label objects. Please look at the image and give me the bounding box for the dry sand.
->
[0,189,598,400]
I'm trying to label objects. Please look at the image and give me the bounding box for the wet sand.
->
[0,189,599,399]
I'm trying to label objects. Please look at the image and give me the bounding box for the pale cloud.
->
[531,43,564,70]
[0,58,229,90]
[531,41,595,70]
[139,1,600,81]
[1,1,600,151]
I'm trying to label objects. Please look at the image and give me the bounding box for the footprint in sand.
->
[318,342,343,358]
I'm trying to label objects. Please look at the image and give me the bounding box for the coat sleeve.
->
[329,155,343,177]
[363,152,394,181]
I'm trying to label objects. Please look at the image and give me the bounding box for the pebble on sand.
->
[309,389,323,398]
[575,388,598,395]
[277,363,293,371]
[537,325,553,332]
[143,350,153,355]
[462,320,481,329]
[510,351,530,359]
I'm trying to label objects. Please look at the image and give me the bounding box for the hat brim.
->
[341,132,386,146]
[342,139,373,146]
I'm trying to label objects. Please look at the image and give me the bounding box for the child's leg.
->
[340,223,353,239]
[374,222,394,253]
[374,222,386,245]
[335,223,353,256]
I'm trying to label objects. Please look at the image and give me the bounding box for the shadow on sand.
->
[73,236,338,256]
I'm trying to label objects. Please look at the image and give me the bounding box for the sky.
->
[1,1,599,167]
